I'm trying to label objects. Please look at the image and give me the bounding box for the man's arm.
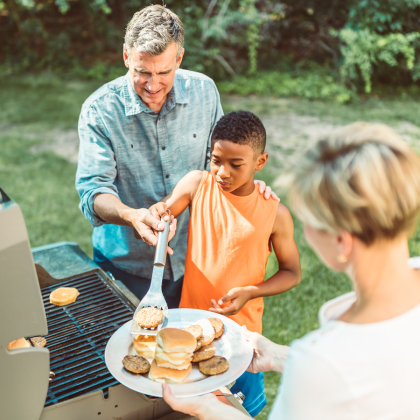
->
[149,170,203,219]
[204,82,224,171]
[93,193,176,252]
[76,104,174,250]
[210,203,301,315]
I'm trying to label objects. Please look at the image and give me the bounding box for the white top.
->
[268,291,420,420]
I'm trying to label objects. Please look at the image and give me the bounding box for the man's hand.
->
[242,325,289,374]
[131,207,177,255]
[254,180,280,201]
[209,286,254,316]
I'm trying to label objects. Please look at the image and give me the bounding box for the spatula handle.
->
[153,209,171,267]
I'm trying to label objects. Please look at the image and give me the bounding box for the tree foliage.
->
[1,0,420,96]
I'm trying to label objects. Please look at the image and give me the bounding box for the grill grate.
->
[32,271,134,407]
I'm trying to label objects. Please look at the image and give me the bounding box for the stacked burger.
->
[149,328,197,383]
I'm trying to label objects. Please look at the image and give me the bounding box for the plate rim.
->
[105,308,253,398]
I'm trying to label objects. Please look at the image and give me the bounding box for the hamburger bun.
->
[133,335,156,359]
[156,328,196,354]
[155,356,192,370]
[149,360,192,384]
[50,287,79,306]
[155,344,192,365]
[195,319,215,346]
[7,338,30,351]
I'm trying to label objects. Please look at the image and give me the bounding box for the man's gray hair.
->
[125,5,184,57]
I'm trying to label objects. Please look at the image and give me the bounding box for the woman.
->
[162,122,420,419]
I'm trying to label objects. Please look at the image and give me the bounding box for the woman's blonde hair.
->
[289,122,420,245]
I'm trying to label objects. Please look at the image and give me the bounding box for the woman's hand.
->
[209,287,254,316]
[162,383,216,418]
[254,180,280,201]
[162,384,249,420]
[242,325,290,374]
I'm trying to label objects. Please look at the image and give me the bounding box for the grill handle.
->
[153,209,171,267]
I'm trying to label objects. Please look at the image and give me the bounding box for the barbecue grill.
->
[0,189,249,420]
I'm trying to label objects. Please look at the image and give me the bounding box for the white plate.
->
[105,308,253,397]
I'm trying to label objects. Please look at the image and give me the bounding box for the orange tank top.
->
[179,171,278,333]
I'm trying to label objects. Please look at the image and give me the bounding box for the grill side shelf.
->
[33,271,134,407]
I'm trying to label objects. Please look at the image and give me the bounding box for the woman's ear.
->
[255,152,269,171]
[336,231,354,263]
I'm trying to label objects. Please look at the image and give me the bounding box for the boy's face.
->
[210,140,268,195]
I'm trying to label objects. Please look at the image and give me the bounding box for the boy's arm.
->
[210,203,301,316]
[149,170,203,219]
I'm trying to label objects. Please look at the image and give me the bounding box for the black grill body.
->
[30,271,134,406]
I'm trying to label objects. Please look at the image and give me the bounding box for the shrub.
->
[217,70,353,103]
[335,28,420,93]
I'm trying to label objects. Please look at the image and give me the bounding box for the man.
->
[76,5,275,308]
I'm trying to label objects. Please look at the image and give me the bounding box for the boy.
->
[150,110,301,417]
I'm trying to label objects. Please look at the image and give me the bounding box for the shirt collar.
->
[123,71,188,117]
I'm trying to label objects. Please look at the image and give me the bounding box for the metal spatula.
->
[130,211,171,336]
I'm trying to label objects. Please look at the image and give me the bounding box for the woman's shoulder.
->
[318,291,357,326]
[291,292,420,367]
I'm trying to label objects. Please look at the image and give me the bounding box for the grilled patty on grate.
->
[31,337,47,347]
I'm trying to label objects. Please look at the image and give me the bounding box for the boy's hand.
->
[149,202,171,222]
[140,202,177,254]
[209,287,254,316]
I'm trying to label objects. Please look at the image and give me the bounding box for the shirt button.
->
[162,146,166,150]
[193,134,197,138]
[166,174,169,178]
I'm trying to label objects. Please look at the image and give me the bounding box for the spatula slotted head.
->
[130,266,168,336]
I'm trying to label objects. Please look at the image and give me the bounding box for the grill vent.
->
[32,272,134,407]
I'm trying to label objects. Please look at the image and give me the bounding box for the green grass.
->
[1,74,420,419]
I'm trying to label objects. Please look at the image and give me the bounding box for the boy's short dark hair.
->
[211,110,266,156]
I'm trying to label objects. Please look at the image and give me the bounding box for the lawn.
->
[1,74,420,419]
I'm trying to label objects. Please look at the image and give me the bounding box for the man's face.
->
[210,140,268,195]
[123,42,184,112]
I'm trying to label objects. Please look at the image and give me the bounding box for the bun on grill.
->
[149,360,192,383]
[156,328,196,353]
[7,338,30,350]
[50,287,79,306]
[133,335,156,359]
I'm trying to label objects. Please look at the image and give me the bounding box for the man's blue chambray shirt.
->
[76,69,224,281]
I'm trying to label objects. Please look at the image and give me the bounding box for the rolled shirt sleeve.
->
[205,83,224,171]
[76,104,120,228]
